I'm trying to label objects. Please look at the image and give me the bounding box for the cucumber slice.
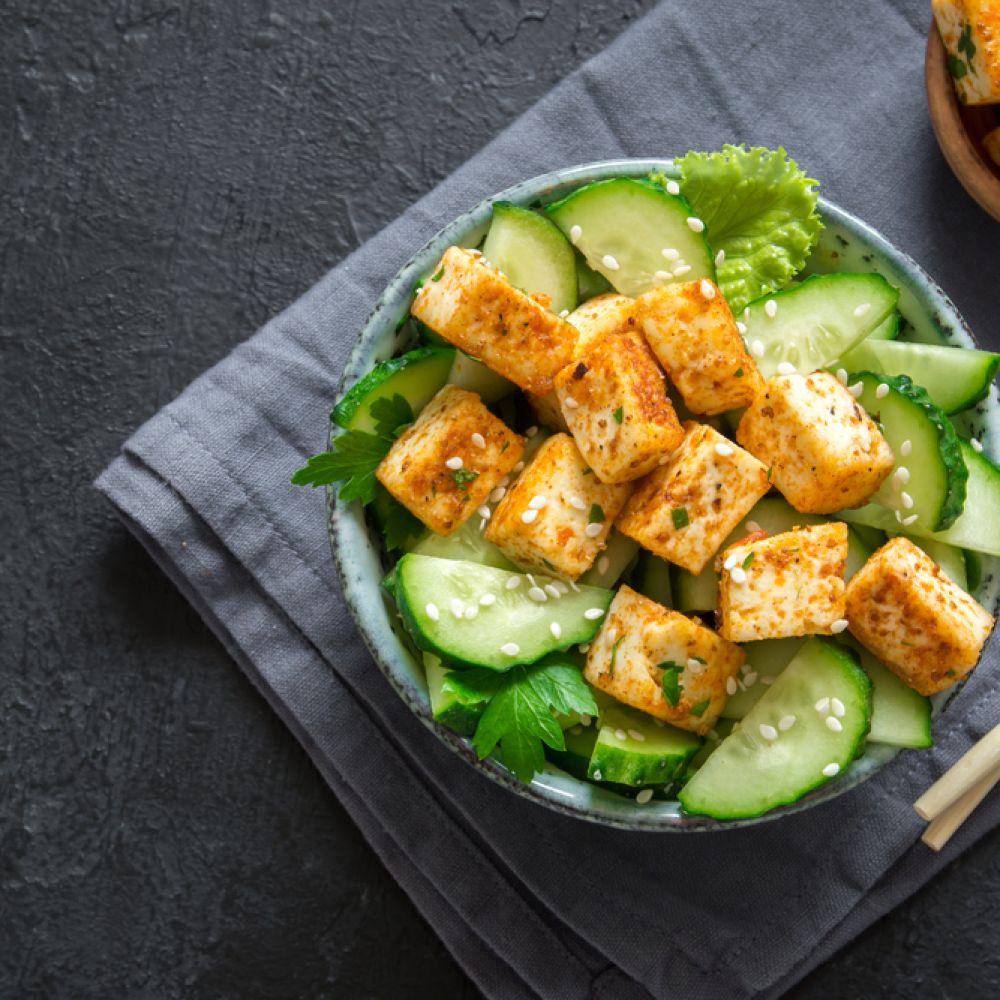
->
[682,719,736,778]
[395,554,613,670]
[852,373,967,531]
[631,550,674,607]
[409,517,517,570]
[576,255,612,301]
[840,340,1000,415]
[588,702,701,787]
[546,178,714,297]
[447,351,517,402]
[720,637,805,720]
[424,654,488,737]
[742,273,898,379]
[546,720,598,779]
[577,530,640,588]
[847,522,887,552]
[841,441,1000,556]
[481,201,578,315]
[679,639,872,819]
[865,311,899,341]
[966,548,984,592]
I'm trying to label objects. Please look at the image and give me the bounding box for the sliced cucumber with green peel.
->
[682,719,736,778]
[851,372,967,531]
[425,654,488,737]
[965,548,985,592]
[395,555,613,670]
[578,530,640,588]
[588,702,701,787]
[742,273,898,379]
[720,637,805,720]
[546,178,714,297]
[631,550,673,607]
[409,516,517,570]
[847,522,886,552]
[840,441,1000,556]
[840,340,999,414]
[481,201,578,315]
[866,311,899,341]
[679,639,872,819]
[576,255,612,301]
[447,351,518,402]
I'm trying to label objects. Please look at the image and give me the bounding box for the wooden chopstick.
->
[913,720,1000,822]
[921,764,1000,851]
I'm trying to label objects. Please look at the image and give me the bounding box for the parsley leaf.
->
[612,406,624,424]
[690,699,710,717]
[381,493,425,552]
[671,507,689,529]
[734,367,744,377]
[589,503,606,524]
[742,551,755,569]
[370,393,414,439]
[608,636,624,678]
[659,661,684,706]
[451,468,480,488]
[430,267,445,282]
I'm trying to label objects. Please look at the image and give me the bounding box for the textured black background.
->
[3,1,1000,997]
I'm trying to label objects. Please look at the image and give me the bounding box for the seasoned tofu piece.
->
[411,246,578,394]
[716,523,848,642]
[376,385,524,535]
[484,433,632,579]
[637,280,764,415]
[527,390,569,433]
[845,536,994,695]
[616,423,770,574]
[566,293,635,354]
[737,371,894,514]
[553,331,684,484]
[584,585,744,735]
[932,0,1000,105]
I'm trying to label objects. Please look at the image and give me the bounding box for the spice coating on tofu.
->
[637,279,764,415]
[566,292,635,355]
[716,522,849,642]
[616,422,770,574]
[376,385,525,535]
[583,585,744,735]
[737,371,895,514]
[554,330,684,484]
[932,0,1000,105]
[845,536,995,695]
[484,433,633,579]
[411,246,579,394]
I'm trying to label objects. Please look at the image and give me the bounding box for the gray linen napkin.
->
[96,0,1000,996]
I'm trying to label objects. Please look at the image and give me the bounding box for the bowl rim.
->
[329,156,992,832]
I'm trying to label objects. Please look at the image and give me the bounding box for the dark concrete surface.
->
[2,1,999,997]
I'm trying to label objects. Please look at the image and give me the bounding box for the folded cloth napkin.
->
[97,0,1000,996]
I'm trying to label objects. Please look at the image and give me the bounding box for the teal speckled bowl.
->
[329,159,1000,832]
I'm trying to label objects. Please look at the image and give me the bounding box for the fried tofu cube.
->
[411,246,579,394]
[566,292,635,354]
[484,433,632,579]
[616,423,770,574]
[845,536,994,695]
[736,372,894,514]
[932,0,1000,105]
[584,585,744,735]
[553,331,684,484]
[637,280,764,415]
[376,385,524,535]
[716,522,848,642]
[527,390,569,433]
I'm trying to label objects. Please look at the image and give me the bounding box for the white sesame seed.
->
[901,491,914,510]
[902,513,919,526]
[550,621,562,639]
[687,657,704,671]
[715,249,725,267]
[521,509,539,524]
[894,509,904,524]
[894,466,911,486]
[480,593,497,606]
[478,519,487,532]
[764,299,778,318]
[636,788,654,804]
[700,279,716,300]
[445,456,463,470]
[751,339,765,358]
[778,714,796,731]
[730,566,748,585]
[628,729,646,742]
[602,254,620,271]
[822,762,841,777]
[464,604,479,620]
[471,432,486,449]
[759,724,778,741]
[450,598,465,619]
[597,556,610,575]
[736,321,748,335]
[848,382,863,398]
[559,309,569,318]
[500,642,520,656]
[744,671,758,686]
[569,224,582,244]
[615,728,627,741]
[528,495,547,510]
[900,439,912,457]
[714,442,734,457]
[583,607,605,620]
[815,697,830,713]
[578,643,590,653]
[569,580,581,592]
[686,217,705,233]
[585,523,603,538]
[505,576,521,590]
[972,438,984,453]
[726,677,738,696]
[568,495,587,511]
[425,603,440,621]
[545,584,561,599]
[553,581,569,594]
[830,618,849,634]
[853,302,871,318]
[604,626,617,642]
[831,697,846,718]
[649,269,671,282]
[836,368,848,385]
[745,520,761,533]
[672,264,692,277]
[477,505,492,520]
[661,247,680,261]
[875,383,890,400]
[740,662,751,675]
[666,180,681,196]
[825,716,843,733]
[592,769,602,780]
[563,396,579,409]
[579,715,592,727]
[528,587,547,603]
[489,487,506,504]
[526,574,537,587]
[777,362,796,375]
[761,675,775,685]
[512,461,525,474]
[723,554,739,571]
[499,475,511,488]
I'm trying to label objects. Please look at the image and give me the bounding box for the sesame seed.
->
[730,566,748,584]
[563,396,579,409]
[687,657,704,671]
[726,677,738,696]
[759,724,778,741]
[445,456,463,470]
[592,769,603,781]
[853,302,871,318]
[628,729,646,742]
[425,603,440,621]
[512,461,525,474]
[825,716,843,733]
[478,519,487,532]
[723,554,739,571]
[499,475,511,488]
[615,728,627,741]
[521,509,539,524]
[777,362,796,375]
[661,247,680,261]
[585,523,603,538]
[528,495,547,510]
[672,264,692,277]
[489,486,506,503]
[901,491,914,510]
[900,440,912,456]
[848,382,863,398]
[830,618,849,634]
[686,217,705,233]
[578,643,590,653]
[636,788,654,804]
[464,605,479,620]
[528,587,547,603]
[554,581,569,594]
[764,299,778,318]
[894,509,904,524]
[568,495,586,510]
[744,671,758,686]
[822,762,841,777]
[715,249,726,267]
[450,598,465,619]
[597,556,610,574]
[972,438,984,453]
[550,621,562,639]
[778,714,796,731]
[761,675,775,685]
[894,466,910,486]
[602,254,620,271]
[477,505,492,520]
[736,321,748,335]
[526,426,539,439]
[828,697,846,719]
[714,442,734,457]
[583,607,605,620]
[569,224,582,244]
[544,584,561,599]
[655,270,672,280]
[480,593,497,606]
[666,180,681,196]
[471,432,486,449]
[500,642,520,656]
[740,662,751,675]
[875,383,890,399]
[746,520,761,533]
[902,514,919,526]
[559,309,569,318]
[815,697,830,713]
[526,574,537,587]
[505,576,521,590]
[579,715,592,727]
[569,580,581,592]
[751,339,765,358]
[700,279,716,299]
[836,368,848,385]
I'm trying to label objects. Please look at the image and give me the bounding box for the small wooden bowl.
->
[926,25,1000,221]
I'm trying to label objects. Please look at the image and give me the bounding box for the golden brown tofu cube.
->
[376,385,524,535]
[616,423,770,574]
[932,0,1000,105]
[566,292,635,354]
[484,433,632,579]
[845,536,995,695]
[637,280,764,415]
[716,523,848,642]
[411,246,579,394]
[553,331,684,484]
[737,372,894,514]
[583,585,744,735]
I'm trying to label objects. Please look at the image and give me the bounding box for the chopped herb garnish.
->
[742,551,755,569]
[690,699,710,718]
[734,367,744,377]
[500,441,511,453]
[671,507,689,529]
[659,661,684,706]
[589,503,606,524]
[612,406,624,424]
[451,468,480,488]
[609,636,624,677]
[945,668,956,678]
[430,267,445,282]
[766,465,773,482]
[582,467,594,476]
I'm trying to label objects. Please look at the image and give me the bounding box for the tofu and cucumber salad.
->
[296,145,1000,820]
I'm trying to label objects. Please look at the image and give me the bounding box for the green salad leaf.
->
[676,145,823,312]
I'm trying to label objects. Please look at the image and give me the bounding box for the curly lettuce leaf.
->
[677,145,823,312]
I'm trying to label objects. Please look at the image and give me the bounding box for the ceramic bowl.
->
[329,158,1000,831]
